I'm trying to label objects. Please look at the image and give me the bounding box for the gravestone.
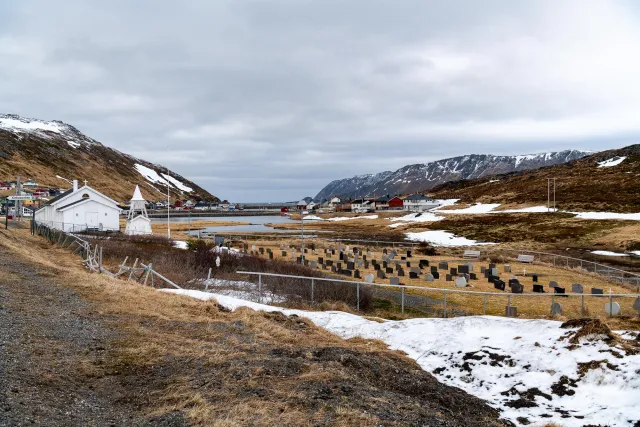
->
[398,269,405,277]
[364,273,374,283]
[407,250,412,258]
[450,267,458,276]
[511,283,524,294]
[339,252,344,261]
[591,287,604,296]
[533,284,544,293]
[383,261,388,269]
[551,302,562,315]
[318,257,324,264]
[269,252,274,259]
[549,281,558,288]
[490,268,499,277]
[508,278,520,288]
[480,266,486,273]
[489,263,496,269]
[386,267,394,274]
[469,273,477,280]
[292,252,296,260]
[432,271,440,279]
[390,277,400,286]
[554,287,566,295]
[532,274,538,283]
[282,251,287,257]
[446,274,453,282]
[326,260,333,266]
[377,270,386,279]
[374,264,381,271]
[342,269,353,277]
[504,264,512,273]
[605,302,621,316]
[455,276,467,287]
[354,270,361,279]
[296,256,302,264]
[494,280,505,291]
[633,297,640,311]
[420,260,429,267]
[571,283,584,293]
[424,274,434,282]
[383,248,388,254]
[409,272,418,279]
[458,265,469,274]
[410,267,421,275]
[331,265,337,273]
[505,306,518,317]
[406,261,411,267]
[439,261,448,270]
[347,261,355,270]
[252,245,257,252]
[311,261,317,269]
[259,247,265,255]
[337,262,342,270]
[364,261,369,269]
[401,256,406,261]
[430,266,438,273]
[304,249,308,253]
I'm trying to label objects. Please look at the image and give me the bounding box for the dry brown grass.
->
[4,228,510,426]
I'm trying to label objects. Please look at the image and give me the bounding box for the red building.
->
[388,197,404,209]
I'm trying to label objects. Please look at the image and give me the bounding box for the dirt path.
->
[0,240,183,426]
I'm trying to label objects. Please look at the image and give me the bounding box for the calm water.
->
[151,215,323,234]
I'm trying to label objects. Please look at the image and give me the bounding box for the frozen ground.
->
[160,290,640,427]
[405,230,496,246]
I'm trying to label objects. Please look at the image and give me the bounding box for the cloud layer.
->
[1,0,639,201]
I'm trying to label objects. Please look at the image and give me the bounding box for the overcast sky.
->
[1,1,640,201]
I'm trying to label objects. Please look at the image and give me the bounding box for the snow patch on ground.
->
[55,175,71,183]
[161,173,192,192]
[327,215,378,221]
[67,140,81,149]
[302,215,323,221]
[405,230,496,246]
[174,240,189,249]
[498,206,556,213]
[571,211,640,221]
[158,290,640,427]
[631,251,640,256]
[436,203,501,214]
[389,212,444,228]
[598,156,627,168]
[134,164,169,186]
[591,250,630,257]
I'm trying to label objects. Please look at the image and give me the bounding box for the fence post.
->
[128,258,139,281]
[258,273,262,302]
[552,294,555,314]
[483,294,487,315]
[205,267,212,291]
[443,290,447,318]
[99,246,103,272]
[311,278,315,305]
[581,294,585,316]
[356,283,360,311]
[401,287,405,314]
[609,294,613,318]
[507,295,511,313]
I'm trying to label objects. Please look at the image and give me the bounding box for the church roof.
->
[131,185,145,201]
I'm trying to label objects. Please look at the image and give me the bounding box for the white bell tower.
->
[125,185,152,235]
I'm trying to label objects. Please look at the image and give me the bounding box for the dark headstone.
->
[354,270,361,279]
[337,262,342,270]
[458,265,469,274]
[339,252,344,260]
[450,268,458,276]
[374,264,381,271]
[259,247,265,254]
[318,257,324,264]
[406,261,411,267]
[331,265,337,273]
[430,266,438,273]
[532,274,538,283]
[591,287,604,296]
[494,280,505,291]
[432,271,440,279]
[407,250,412,258]
[446,274,453,282]
[533,284,544,293]
[347,261,355,270]
[268,252,273,259]
[439,261,448,270]
[409,272,419,279]
[377,270,386,279]
[511,283,524,294]
[554,287,567,296]
[386,267,394,274]
[398,269,405,277]
[326,260,333,266]
[401,256,406,261]
[505,306,518,317]
[282,251,287,257]
[469,273,477,280]
[342,269,353,277]
[390,277,400,286]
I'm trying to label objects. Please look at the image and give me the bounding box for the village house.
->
[220,200,231,210]
[351,199,374,213]
[23,178,38,188]
[34,180,121,232]
[336,200,352,212]
[0,182,12,191]
[374,195,392,210]
[388,196,404,210]
[403,194,439,212]
[329,196,341,207]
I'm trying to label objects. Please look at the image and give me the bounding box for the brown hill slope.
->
[0,114,218,203]
[430,144,640,212]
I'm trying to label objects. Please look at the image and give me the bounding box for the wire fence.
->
[236,271,640,319]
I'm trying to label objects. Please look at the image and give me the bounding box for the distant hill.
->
[430,145,640,212]
[0,114,218,203]
[314,150,590,201]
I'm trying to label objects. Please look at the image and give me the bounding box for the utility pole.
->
[301,214,305,262]
[547,177,556,212]
[167,166,171,239]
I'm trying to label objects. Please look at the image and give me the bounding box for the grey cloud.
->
[1,0,639,201]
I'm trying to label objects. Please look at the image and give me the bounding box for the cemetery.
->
[237,238,640,321]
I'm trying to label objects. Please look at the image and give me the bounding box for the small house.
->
[23,179,38,188]
[374,195,392,210]
[388,197,404,210]
[403,194,440,212]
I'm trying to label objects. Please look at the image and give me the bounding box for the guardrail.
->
[236,270,640,319]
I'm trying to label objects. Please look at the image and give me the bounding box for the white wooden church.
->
[124,185,152,235]
[34,180,121,232]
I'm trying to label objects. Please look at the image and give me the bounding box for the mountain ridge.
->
[0,114,219,203]
[314,150,592,201]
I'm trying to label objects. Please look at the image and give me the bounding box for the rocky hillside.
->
[314,150,590,201]
[0,114,218,203]
[430,144,640,212]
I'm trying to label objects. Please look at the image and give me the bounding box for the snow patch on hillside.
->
[327,215,378,221]
[134,164,168,186]
[591,250,629,257]
[159,291,640,427]
[598,156,627,168]
[0,116,62,134]
[161,173,192,192]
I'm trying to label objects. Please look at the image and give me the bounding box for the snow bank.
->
[327,215,378,221]
[302,215,323,221]
[598,156,627,168]
[405,230,496,246]
[498,205,555,213]
[632,251,640,257]
[159,290,640,427]
[388,212,444,228]
[436,203,501,214]
[591,250,630,257]
[174,240,189,250]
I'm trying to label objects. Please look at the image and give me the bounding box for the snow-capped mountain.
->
[314,150,591,200]
[0,114,218,203]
